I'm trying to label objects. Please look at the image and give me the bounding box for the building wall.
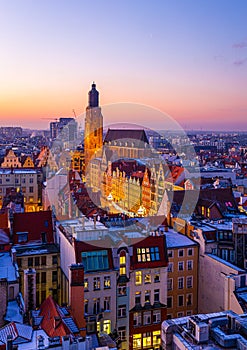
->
[167,245,198,319]
[198,254,244,313]
[0,280,7,327]
[16,251,60,306]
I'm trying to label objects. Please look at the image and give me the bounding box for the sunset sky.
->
[0,0,247,130]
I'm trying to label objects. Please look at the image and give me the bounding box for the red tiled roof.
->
[0,212,8,229]
[12,210,54,244]
[39,296,70,338]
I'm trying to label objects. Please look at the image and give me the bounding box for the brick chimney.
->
[69,264,86,337]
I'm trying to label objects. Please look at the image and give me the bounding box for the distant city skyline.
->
[0,0,247,130]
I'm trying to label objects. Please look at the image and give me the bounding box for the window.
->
[28,257,33,267]
[135,271,142,285]
[104,296,111,311]
[145,290,151,304]
[17,232,28,243]
[153,330,161,346]
[93,277,100,290]
[52,255,58,265]
[82,250,109,272]
[178,261,184,271]
[178,277,184,289]
[167,297,173,308]
[17,258,22,268]
[137,246,160,262]
[133,312,142,326]
[118,326,126,341]
[144,273,151,284]
[29,178,34,184]
[41,272,46,283]
[186,293,192,306]
[187,311,192,316]
[187,276,193,288]
[84,278,89,291]
[35,257,40,266]
[133,334,142,348]
[143,332,152,348]
[104,276,111,289]
[29,186,34,193]
[52,270,57,283]
[36,273,40,284]
[118,305,126,318]
[135,291,141,305]
[221,249,228,261]
[167,278,173,291]
[93,298,100,314]
[167,314,172,319]
[168,250,173,258]
[118,285,126,296]
[84,299,89,314]
[119,251,126,275]
[187,260,193,270]
[154,271,160,283]
[168,263,173,272]
[178,249,184,257]
[41,256,46,266]
[178,295,184,307]
[154,289,160,302]
[188,248,193,256]
[144,311,151,325]
[230,250,235,263]
[153,310,161,323]
[177,312,184,317]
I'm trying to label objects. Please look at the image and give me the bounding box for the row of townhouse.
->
[56,216,200,350]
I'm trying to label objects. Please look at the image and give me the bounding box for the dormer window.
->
[17,232,28,243]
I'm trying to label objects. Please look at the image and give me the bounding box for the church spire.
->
[88,82,99,108]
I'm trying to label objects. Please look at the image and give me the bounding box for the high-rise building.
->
[84,83,103,169]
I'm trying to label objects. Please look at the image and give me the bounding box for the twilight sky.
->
[0,0,247,130]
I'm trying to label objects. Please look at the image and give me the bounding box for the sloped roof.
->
[104,129,149,144]
[0,322,32,345]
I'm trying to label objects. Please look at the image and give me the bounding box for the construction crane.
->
[72,109,77,119]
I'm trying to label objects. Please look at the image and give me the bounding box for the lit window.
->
[137,246,160,262]
[84,278,89,291]
[186,293,192,306]
[144,273,151,284]
[145,290,151,304]
[93,277,100,290]
[135,291,141,305]
[135,271,142,285]
[120,256,126,265]
[143,332,152,347]
[153,330,161,346]
[104,276,111,289]
[133,334,142,348]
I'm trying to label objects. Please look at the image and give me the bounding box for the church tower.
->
[84,82,103,169]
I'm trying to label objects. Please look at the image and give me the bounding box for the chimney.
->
[7,335,13,350]
[70,264,86,337]
[62,336,70,350]
[11,248,16,264]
